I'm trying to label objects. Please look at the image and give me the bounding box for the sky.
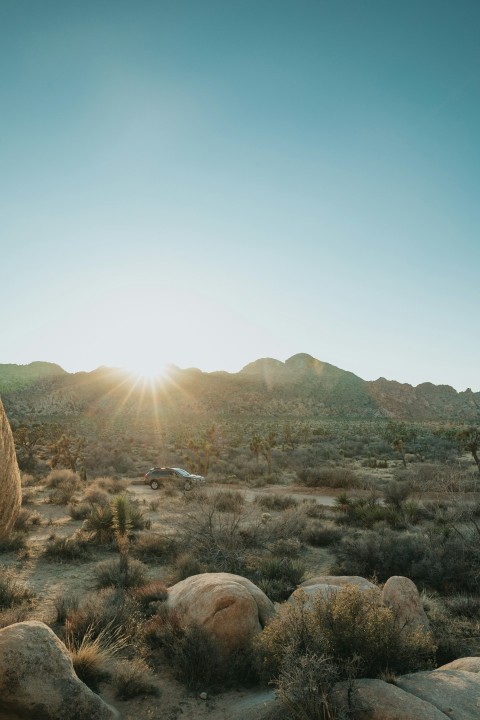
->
[1,0,479,391]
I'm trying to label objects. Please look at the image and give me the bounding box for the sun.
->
[124,358,168,383]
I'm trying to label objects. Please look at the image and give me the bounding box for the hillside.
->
[1,356,479,434]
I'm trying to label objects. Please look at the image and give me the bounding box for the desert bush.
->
[113,658,159,699]
[144,606,255,689]
[21,473,39,487]
[444,593,480,619]
[252,556,305,602]
[131,580,168,610]
[66,622,128,691]
[0,605,29,629]
[46,468,81,489]
[275,651,344,720]
[304,521,342,547]
[65,588,139,647]
[384,480,412,508]
[20,488,36,505]
[168,552,206,583]
[0,531,28,553]
[298,467,359,489]
[44,533,93,563]
[54,591,80,624]
[84,486,111,507]
[68,502,92,520]
[334,526,480,592]
[94,558,148,589]
[255,494,298,511]
[14,508,41,531]
[212,490,246,512]
[90,476,128,494]
[256,585,435,685]
[132,532,178,563]
[0,565,33,609]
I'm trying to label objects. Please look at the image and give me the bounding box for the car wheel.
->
[150,479,160,490]
[184,480,193,492]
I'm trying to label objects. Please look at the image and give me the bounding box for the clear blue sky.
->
[1,1,479,390]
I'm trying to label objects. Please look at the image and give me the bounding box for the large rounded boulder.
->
[0,397,21,537]
[0,621,118,720]
[381,576,430,631]
[166,572,275,656]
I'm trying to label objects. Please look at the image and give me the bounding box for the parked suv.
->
[143,467,205,491]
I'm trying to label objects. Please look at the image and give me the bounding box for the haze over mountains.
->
[1,354,479,428]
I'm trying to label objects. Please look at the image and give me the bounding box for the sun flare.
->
[125,359,168,382]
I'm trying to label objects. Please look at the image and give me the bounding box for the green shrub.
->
[68,503,92,520]
[251,557,305,602]
[83,504,115,543]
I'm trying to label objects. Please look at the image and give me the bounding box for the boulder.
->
[437,657,480,673]
[0,621,118,720]
[397,668,480,720]
[332,678,450,719]
[381,576,430,631]
[300,575,376,591]
[291,575,377,608]
[166,572,275,655]
[0,398,21,537]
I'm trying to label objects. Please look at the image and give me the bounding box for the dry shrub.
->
[44,533,93,563]
[91,476,128,494]
[131,532,178,563]
[65,588,139,647]
[14,508,41,531]
[256,585,436,684]
[0,531,28,553]
[113,658,159,699]
[94,558,148,589]
[211,490,245,512]
[144,606,255,689]
[0,605,29,629]
[66,622,128,691]
[0,565,33,609]
[54,591,80,624]
[298,467,359,489]
[255,494,298,511]
[131,580,168,609]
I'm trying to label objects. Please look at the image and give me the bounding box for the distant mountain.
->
[0,354,479,431]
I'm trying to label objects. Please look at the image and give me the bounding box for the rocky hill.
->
[1,355,479,432]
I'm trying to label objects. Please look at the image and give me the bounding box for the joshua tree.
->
[111,495,132,576]
[261,431,277,475]
[249,433,263,464]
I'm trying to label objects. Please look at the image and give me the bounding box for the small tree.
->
[444,426,480,476]
[261,432,277,475]
[249,434,263,465]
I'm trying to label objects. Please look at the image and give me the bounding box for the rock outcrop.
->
[381,575,430,631]
[0,621,118,720]
[166,572,275,656]
[332,678,450,719]
[396,668,480,720]
[0,397,21,537]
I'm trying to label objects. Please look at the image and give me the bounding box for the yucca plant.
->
[111,494,133,576]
